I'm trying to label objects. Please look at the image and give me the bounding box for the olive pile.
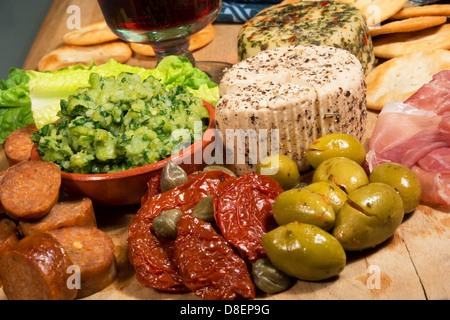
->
[256,133,422,291]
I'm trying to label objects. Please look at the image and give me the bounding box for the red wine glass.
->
[97,0,231,83]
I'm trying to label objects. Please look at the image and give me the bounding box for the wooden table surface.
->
[1,0,449,300]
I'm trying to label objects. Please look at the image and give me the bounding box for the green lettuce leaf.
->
[0,68,33,143]
[155,56,219,105]
[0,68,31,107]
[0,106,35,143]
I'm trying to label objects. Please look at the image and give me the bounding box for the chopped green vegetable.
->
[32,72,209,174]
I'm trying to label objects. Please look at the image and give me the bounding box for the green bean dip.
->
[32,72,209,174]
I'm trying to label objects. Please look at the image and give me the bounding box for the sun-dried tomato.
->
[140,175,161,206]
[128,171,235,292]
[173,214,255,300]
[214,173,284,263]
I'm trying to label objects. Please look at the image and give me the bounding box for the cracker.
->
[130,24,215,57]
[366,49,450,110]
[337,0,408,26]
[268,0,408,26]
[373,23,450,59]
[63,21,119,46]
[370,16,447,37]
[38,42,132,72]
[390,4,450,20]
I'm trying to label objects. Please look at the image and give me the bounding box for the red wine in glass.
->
[97,0,222,68]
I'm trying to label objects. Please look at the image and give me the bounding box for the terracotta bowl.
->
[31,101,216,206]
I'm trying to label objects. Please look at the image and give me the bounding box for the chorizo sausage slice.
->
[0,233,77,300]
[214,173,283,263]
[47,226,117,299]
[0,168,10,216]
[173,214,255,300]
[19,195,97,237]
[0,217,19,288]
[4,124,38,166]
[0,218,19,253]
[0,161,61,221]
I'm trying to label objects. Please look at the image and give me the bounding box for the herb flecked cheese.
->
[238,1,376,74]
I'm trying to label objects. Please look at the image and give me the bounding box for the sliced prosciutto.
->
[404,70,450,115]
[367,70,450,207]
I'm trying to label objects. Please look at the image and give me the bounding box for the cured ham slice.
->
[405,70,450,115]
[367,71,450,207]
[412,166,450,207]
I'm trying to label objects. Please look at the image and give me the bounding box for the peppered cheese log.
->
[238,1,376,75]
[217,45,367,175]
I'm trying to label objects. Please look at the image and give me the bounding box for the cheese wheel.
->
[217,45,367,175]
[238,1,376,75]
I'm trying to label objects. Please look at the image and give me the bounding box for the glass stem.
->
[152,38,196,67]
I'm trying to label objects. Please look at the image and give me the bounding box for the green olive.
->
[369,163,421,214]
[292,182,309,189]
[256,154,300,190]
[273,189,335,231]
[152,209,184,239]
[305,181,348,213]
[251,258,293,294]
[306,133,366,168]
[262,222,346,281]
[202,165,236,177]
[160,160,188,193]
[332,183,404,251]
[191,195,215,222]
[312,157,369,193]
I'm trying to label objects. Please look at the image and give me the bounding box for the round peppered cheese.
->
[217,45,367,175]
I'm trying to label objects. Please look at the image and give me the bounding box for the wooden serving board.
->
[1,0,449,300]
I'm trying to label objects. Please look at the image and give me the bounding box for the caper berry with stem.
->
[160,160,188,192]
